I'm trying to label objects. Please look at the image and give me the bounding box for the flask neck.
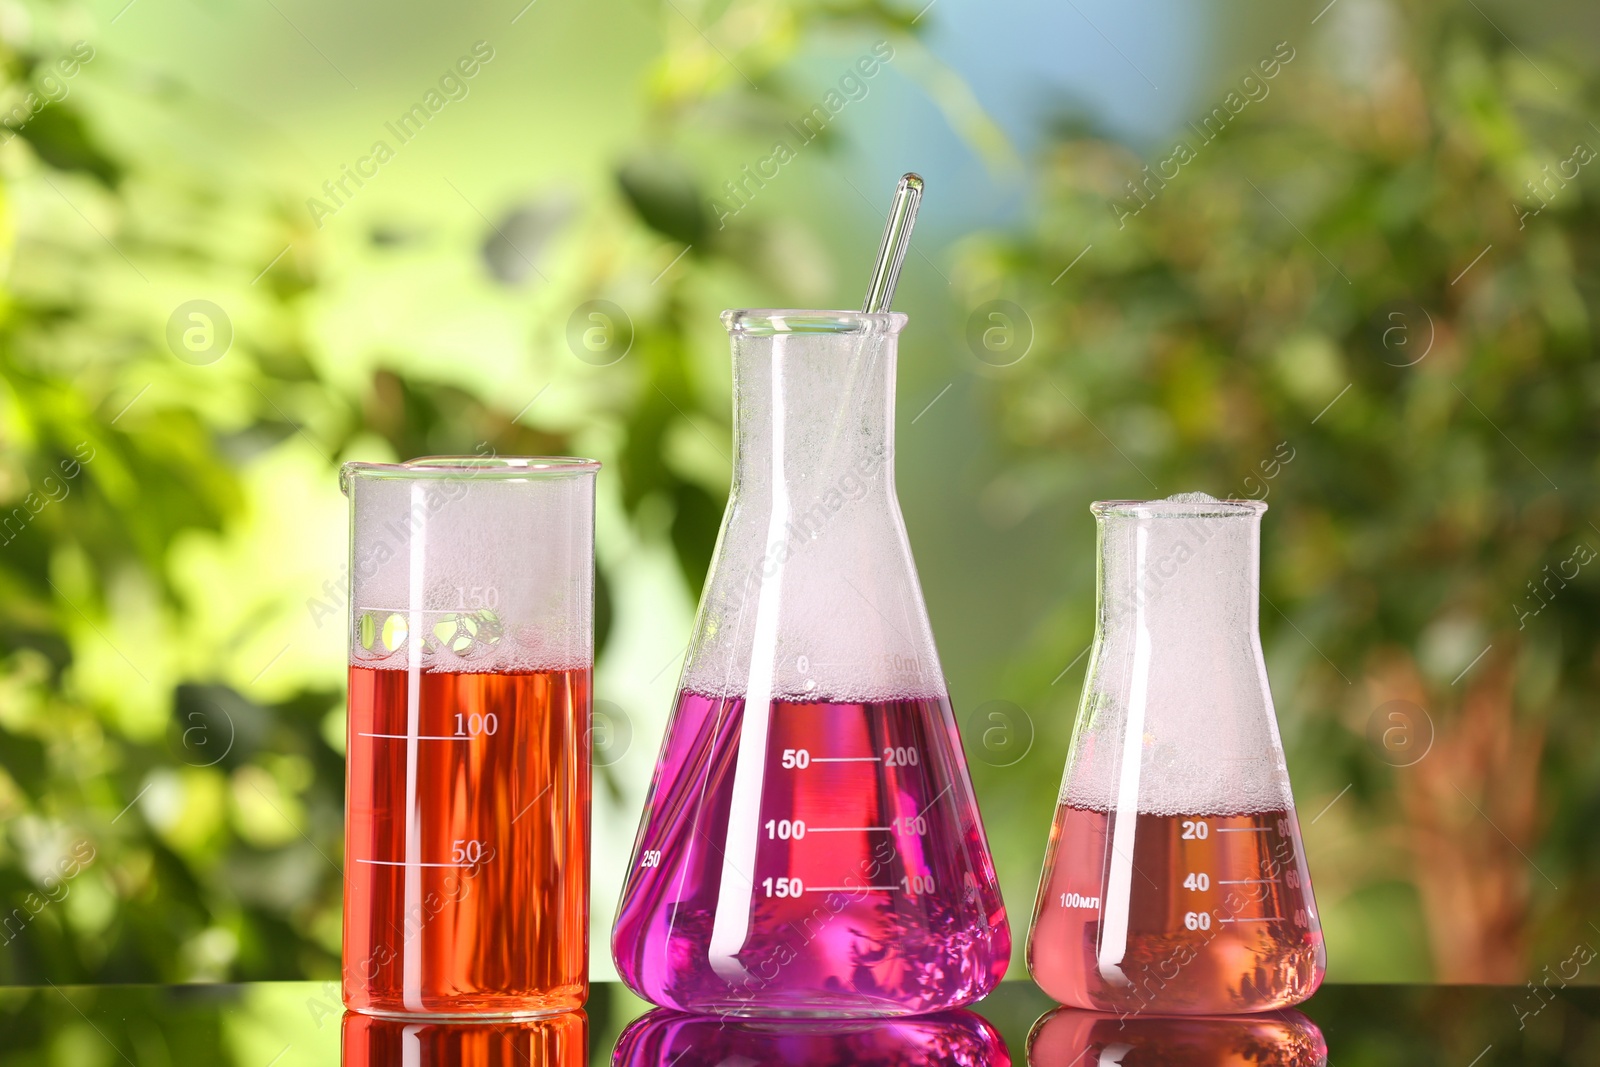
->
[728,325,899,504]
[680,313,943,703]
[1096,509,1263,648]
[1069,499,1290,820]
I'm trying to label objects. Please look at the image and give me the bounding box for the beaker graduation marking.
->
[753,736,946,897]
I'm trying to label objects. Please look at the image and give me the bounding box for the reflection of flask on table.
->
[612,310,1010,1016]
[613,1007,1008,1067]
[1028,495,1324,1014]
[342,1008,586,1066]
[341,458,598,1017]
[1027,1007,1326,1067]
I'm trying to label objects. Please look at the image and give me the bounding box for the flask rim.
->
[1092,498,1267,518]
[721,309,909,336]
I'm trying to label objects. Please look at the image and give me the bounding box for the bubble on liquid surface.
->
[1165,490,1221,503]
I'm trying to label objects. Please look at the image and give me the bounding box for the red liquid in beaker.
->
[613,689,1009,1016]
[344,666,590,1016]
[1029,805,1324,1014]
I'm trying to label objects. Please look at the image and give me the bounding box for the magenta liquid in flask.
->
[612,309,1010,1016]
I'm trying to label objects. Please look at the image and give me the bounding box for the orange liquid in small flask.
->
[1028,494,1325,1014]
[341,457,598,1017]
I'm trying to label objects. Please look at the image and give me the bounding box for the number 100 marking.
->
[455,712,498,737]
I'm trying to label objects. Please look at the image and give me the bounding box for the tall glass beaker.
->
[1028,494,1324,1014]
[341,456,598,1017]
[613,310,1010,1017]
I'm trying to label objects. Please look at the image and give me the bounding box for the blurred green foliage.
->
[0,0,926,985]
[956,0,1599,981]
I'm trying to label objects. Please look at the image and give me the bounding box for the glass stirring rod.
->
[862,173,924,313]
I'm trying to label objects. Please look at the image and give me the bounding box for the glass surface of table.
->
[0,981,1594,1065]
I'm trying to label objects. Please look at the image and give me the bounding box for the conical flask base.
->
[614,690,1011,1017]
[1029,803,1324,1013]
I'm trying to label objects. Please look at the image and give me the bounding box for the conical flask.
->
[1028,494,1325,1014]
[613,309,1010,1017]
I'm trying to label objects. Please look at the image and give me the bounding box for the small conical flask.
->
[1028,494,1325,1014]
[613,309,1010,1017]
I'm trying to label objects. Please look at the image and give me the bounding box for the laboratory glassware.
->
[342,1008,586,1066]
[341,456,598,1017]
[1028,494,1325,1014]
[611,308,1011,1016]
[612,1008,1008,1066]
[1028,1007,1327,1067]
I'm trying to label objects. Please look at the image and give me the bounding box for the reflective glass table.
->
[0,982,1594,1064]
